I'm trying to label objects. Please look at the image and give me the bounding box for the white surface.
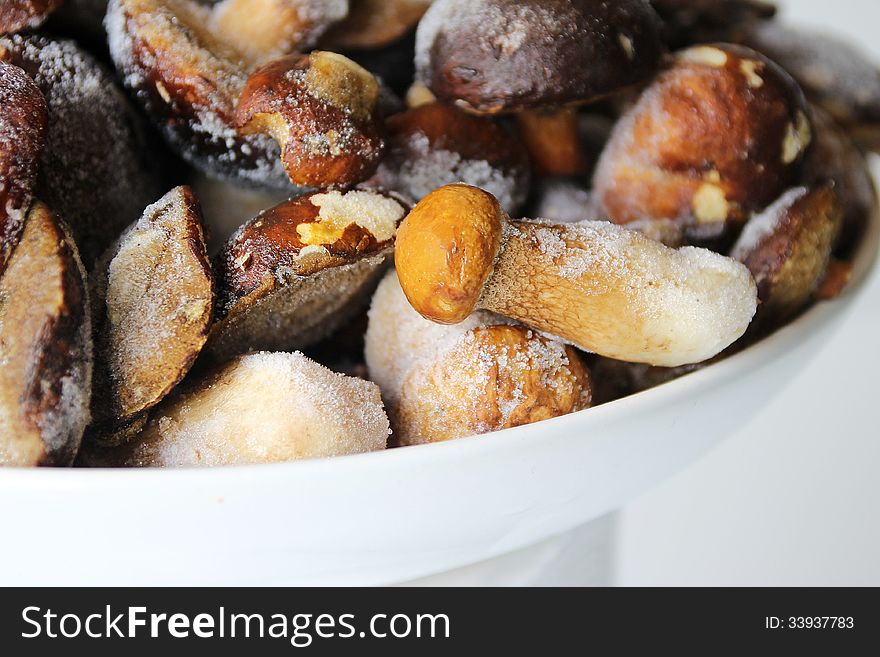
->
[614,0,880,586]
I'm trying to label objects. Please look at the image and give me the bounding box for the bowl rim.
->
[3,184,879,484]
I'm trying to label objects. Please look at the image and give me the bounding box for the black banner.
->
[0,588,874,652]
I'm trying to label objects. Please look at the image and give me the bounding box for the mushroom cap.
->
[593,43,812,236]
[235,51,385,188]
[208,188,405,360]
[415,0,666,114]
[731,184,843,325]
[395,183,505,324]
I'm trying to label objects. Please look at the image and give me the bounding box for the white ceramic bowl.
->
[2,199,877,586]
[4,0,880,587]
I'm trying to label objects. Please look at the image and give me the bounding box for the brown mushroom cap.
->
[208,189,405,360]
[0,60,47,277]
[0,0,64,34]
[394,183,504,324]
[235,51,385,188]
[732,184,843,324]
[0,202,92,467]
[593,43,812,236]
[367,101,531,212]
[415,0,665,114]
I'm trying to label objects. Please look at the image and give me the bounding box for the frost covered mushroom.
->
[415,0,665,176]
[1,33,165,265]
[0,60,47,277]
[593,43,813,241]
[89,187,215,443]
[732,185,843,326]
[365,272,592,445]
[207,189,406,361]
[0,0,63,34]
[83,352,390,467]
[395,184,758,367]
[366,101,530,213]
[105,0,290,189]
[0,203,92,467]
[234,51,385,188]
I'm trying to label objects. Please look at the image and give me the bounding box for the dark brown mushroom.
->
[1,33,166,265]
[742,20,880,151]
[415,0,666,177]
[650,0,776,48]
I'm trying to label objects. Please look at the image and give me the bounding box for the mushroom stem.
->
[479,219,757,366]
[516,107,588,177]
[395,184,758,368]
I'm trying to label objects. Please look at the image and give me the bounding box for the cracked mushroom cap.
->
[415,0,666,114]
[208,188,406,360]
[235,51,385,188]
[650,0,776,48]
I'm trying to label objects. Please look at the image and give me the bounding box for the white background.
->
[614,0,880,585]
